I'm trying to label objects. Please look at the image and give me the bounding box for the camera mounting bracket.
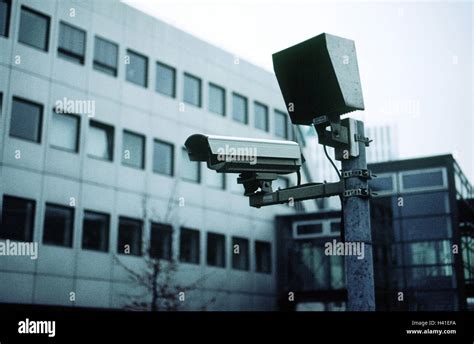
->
[237,172,278,196]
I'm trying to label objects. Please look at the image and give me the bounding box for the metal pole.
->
[341,120,375,311]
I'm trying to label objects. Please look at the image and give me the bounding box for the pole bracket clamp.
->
[354,134,372,147]
[343,187,376,198]
[341,169,376,180]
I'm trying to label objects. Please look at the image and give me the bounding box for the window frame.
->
[254,101,269,132]
[274,109,288,139]
[87,120,114,162]
[208,82,226,116]
[255,240,272,274]
[183,72,202,107]
[117,216,143,256]
[9,96,43,143]
[57,21,86,65]
[121,129,146,170]
[82,210,110,252]
[155,61,176,98]
[42,202,75,248]
[152,139,174,176]
[18,5,50,52]
[0,194,36,242]
[149,222,173,260]
[0,0,11,38]
[179,227,200,265]
[49,109,80,153]
[399,167,448,193]
[231,236,250,271]
[125,49,149,88]
[232,92,248,124]
[93,35,119,77]
[206,232,226,268]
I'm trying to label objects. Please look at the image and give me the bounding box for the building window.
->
[18,6,50,51]
[254,101,268,131]
[87,120,114,161]
[274,110,288,139]
[153,139,174,176]
[58,22,86,65]
[181,147,200,183]
[43,203,74,247]
[179,227,200,264]
[207,232,226,268]
[93,36,118,77]
[82,210,109,252]
[232,237,249,271]
[401,169,446,191]
[0,92,3,117]
[150,223,172,260]
[155,61,175,97]
[10,97,43,143]
[0,0,11,38]
[208,83,225,116]
[0,195,35,242]
[122,130,145,169]
[117,217,143,256]
[183,73,201,107]
[49,111,80,152]
[232,93,248,124]
[126,49,148,87]
[255,241,272,274]
[205,168,225,189]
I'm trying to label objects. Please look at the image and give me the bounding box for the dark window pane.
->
[82,210,109,252]
[10,97,43,142]
[50,111,79,152]
[183,73,201,107]
[43,204,74,247]
[400,191,449,217]
[179,227,200,264]
[232,237,249,270]
[296,223,323,236]
[150,223,172,260]
[403,170,444,189]
[117,217,142,256]
[0,195,35,241]
[330,222,341,233]
[58,22,86,65]
[87,121,114,161]
[255,241,272,273]
[181,148,200,183]
[207,232,225,267]
[0,0,11,37]
[400,216,450,241]
[274,110,288,139]
[208,83,225,116]
[18,6,49,51]
[122,130,145,169]
[232,93,247,124]
[94,36,118,76]
[369,176,394,193]
[155,62,175,97]
[126,50,148,87]
[153,140,174,176]
[254,102,268,131]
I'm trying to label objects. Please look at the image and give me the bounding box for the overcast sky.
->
[124,0,473,181]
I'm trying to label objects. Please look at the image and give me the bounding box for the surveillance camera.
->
[184,134,303,175]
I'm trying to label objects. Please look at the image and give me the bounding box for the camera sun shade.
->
[272,33,365,125]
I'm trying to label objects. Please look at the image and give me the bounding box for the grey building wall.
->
[0,0,315,310]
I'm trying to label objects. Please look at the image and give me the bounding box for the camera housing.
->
[184,134,303,175]
[272,33,365,126]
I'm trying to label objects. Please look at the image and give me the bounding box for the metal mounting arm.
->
[248,181,344,208]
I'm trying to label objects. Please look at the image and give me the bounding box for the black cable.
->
[323,145,345,242]
[296,171,301,186]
